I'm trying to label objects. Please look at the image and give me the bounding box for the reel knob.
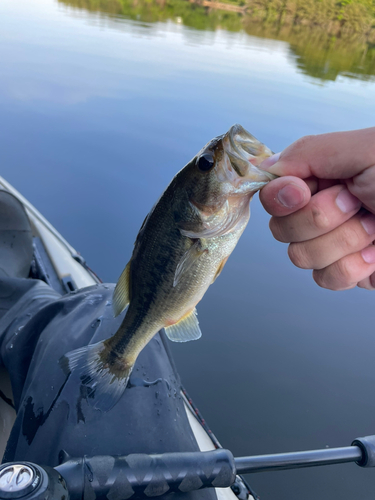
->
[0,462,68,500]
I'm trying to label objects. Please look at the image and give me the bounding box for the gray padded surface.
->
[0,191,33,278]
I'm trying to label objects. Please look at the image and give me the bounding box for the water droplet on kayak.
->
[91,318,102,328]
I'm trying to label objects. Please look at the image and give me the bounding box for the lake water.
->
[1,0,375,498]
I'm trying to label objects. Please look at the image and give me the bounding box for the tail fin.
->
[59,341,133,412]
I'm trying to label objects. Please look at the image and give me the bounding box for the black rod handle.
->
[56,449,236,500]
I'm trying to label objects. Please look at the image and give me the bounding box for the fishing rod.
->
[1,435,374,500]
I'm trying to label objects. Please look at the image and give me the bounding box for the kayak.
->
[0,177,256,500]
[2,177,374,500]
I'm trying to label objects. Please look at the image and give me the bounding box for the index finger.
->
[263,128,375,180]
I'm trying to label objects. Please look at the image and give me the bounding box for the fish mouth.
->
[223,124,277,184]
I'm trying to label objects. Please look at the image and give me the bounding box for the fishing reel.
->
[0,462,68,500]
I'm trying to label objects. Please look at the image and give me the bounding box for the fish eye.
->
[196,153,215,172]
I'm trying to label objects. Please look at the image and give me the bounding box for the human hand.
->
[259,128,375,290]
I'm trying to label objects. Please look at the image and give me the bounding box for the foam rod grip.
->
[56,449,237,499]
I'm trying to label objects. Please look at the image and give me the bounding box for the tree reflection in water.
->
[58,0,375,83]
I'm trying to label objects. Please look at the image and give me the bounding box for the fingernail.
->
[362,246,375,264]
[361,213,375,235]
[261,152,281,170]
[277,183,306,209]
[335,189,361,214]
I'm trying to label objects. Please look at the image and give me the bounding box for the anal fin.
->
[164,308,201,342]
[113,261,131,317]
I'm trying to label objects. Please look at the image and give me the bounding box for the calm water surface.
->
[1,0,375,498]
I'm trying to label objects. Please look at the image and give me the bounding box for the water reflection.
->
[58,0,375,82]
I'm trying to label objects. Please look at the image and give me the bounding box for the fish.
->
[60,124,276,411]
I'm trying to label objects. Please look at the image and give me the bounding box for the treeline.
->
[59,0,375,81]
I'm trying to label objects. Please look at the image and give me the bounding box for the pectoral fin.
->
[164,308,202,342]
[113,261,131,317]
[173,239,208,287]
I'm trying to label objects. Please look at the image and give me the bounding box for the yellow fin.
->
[164,308,202,342]
[113,261,131,317]
[212,257,228,283]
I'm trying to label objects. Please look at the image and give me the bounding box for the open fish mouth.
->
[223,124,277,182]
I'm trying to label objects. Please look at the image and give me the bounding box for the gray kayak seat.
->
[0,281,221,500]
[0,190,33,279]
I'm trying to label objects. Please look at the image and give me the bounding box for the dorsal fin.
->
[113,261,131,317]
[164,308,202,342]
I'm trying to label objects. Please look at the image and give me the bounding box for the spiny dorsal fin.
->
[173,240,208,288]
[164,308,202,342]
[113,261,131,317]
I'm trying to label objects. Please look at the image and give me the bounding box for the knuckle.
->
[310,203,330,231]
[313,259,356,290]
[312,269,330,289]
[259,184,273,208]
[336,224,362,253]
[335,257,355,284]
[351,166,375,203]
[269,217,288,242]
[357,279,374,290]
[288,243,311,269]
[351,170,371,191]
[291,135,315,154]
[282,135,316,165]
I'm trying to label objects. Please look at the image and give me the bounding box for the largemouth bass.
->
[61,124,276,411]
